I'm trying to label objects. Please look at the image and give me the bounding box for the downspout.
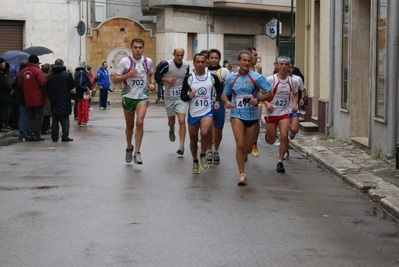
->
[290,0,294,59]
[326,0,335,132]
[206,13,209,50]
[78,0,82,62]
[387,1,399,159]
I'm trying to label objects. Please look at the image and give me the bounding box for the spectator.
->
[47,58,75,142]
[18,55,47,141]
[0,57,13,132]
[41,63,52,135]
[87,65,95,110]
[96,61,111,110]
[74,61,91,127]
[13,60,28,140]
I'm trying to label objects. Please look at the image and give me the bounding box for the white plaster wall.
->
[255,34,277,77]
[319,1,330,101]
[1,0,84,72]
[156,32,188,65]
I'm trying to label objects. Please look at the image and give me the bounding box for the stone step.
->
[299,121,319,132]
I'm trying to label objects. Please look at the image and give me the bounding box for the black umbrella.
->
[0,50,30,66]
[23,46,53,56]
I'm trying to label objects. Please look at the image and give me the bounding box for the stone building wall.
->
[86,17,155,73]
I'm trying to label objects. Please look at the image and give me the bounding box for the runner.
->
[222,50,272,186]
[155,48,190,155]
[111,37,156,165]
[205,49,231,164]
[284,62,307,160]
[246,47,263,158]
[264,56,299,173]
[180,53,223,174]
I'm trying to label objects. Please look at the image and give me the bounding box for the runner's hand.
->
[225,101,233,109]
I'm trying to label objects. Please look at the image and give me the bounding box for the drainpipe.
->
[206,13,210,50]
[78,0,82,62]
[290,0,294,59]
[326,0,335,132]
[387,1,399,159]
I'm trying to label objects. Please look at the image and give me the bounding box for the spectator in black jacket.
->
[47,58,75,142]
[0,57,13,132]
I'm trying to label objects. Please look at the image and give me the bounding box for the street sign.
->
[266,18,281,39]
[77,21,86,36]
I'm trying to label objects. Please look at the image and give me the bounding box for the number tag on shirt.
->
[235,95,253,109]
[170,85,181,97]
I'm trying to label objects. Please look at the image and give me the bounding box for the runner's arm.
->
[211,74,223,102]
[180,75,191,102]
[154,61,169,83]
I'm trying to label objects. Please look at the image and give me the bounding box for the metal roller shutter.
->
[0,20,24,54]
[223,34,254,69]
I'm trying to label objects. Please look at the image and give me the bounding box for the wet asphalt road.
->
[0,104,398,267]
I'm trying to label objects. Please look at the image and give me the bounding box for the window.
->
[187,33,197,60]
[375,0,387,118]
[341,0,349,110]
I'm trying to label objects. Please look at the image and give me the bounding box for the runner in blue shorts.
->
[205,49,232,165]
[181,53,223,174]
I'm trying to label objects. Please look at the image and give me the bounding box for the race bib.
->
[273,97,288,107]
[235,95,253,109]
[192,97,211,107]
[170,85,181,97]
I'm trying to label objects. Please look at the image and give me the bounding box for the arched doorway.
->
[106,47,132,91]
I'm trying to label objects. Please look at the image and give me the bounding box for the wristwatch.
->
[257,97,261,102]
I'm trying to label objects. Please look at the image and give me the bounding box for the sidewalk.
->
[2,92,399,220]
[289,131,399,220]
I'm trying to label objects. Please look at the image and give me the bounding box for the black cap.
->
[28,55,41,64]
[0,57,6,64]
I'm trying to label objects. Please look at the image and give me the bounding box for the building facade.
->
[142,0,295,75]
[296,0,398,160]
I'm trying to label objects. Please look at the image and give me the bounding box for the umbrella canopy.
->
[23,46,53,56]
[0,50,30,67]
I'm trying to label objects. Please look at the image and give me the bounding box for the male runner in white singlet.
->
[181,53,223,174]
[111,37,156,165]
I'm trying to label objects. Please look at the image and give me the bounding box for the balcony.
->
[141,0,294,15]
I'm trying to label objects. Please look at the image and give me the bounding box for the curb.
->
[290,138,399,220]
[0,130,14,140]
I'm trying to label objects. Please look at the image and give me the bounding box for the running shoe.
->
[283,150,290,160]
[237,174,247,186]
[177,147,185,155]
[199,155,209,170]
[276,162,285,173]
[134,152,143,165]
[191,161,200,174]
[206,150,213,164]
[252,144,259,157]
[169,127,175,142]
[289,132,296,140]
[125,146,134,163]
[213,151,220,164]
